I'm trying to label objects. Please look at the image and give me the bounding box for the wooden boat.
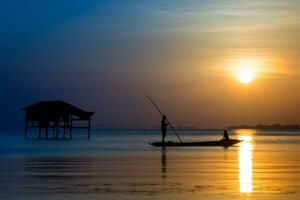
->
[149,139,242,147]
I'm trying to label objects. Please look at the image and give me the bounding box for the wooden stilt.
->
[88,119,91,139]
[45,127,48,140]
[63,122,66,139]
[38,126,41,140]
[52,124,56,139]
[24,116,92,140]
[24,122,28,139]
[70,116,73,139]
[56,123,59,139]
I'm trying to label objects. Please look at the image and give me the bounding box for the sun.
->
[238,68,254,84]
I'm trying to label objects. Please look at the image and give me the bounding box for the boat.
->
[149,139,242,147]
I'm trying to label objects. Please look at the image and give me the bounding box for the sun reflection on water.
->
[238,135,253,193]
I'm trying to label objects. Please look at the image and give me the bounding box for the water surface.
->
[0,129,299,199]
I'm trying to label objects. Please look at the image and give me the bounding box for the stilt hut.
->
[22,101,94,140]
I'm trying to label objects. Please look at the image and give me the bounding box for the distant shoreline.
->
[1,125,300,132]
[228,124,300,131]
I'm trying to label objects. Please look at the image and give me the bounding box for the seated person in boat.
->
[223,130,229,140]
[161,115,169,143]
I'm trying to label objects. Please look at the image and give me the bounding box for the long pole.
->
[146,95,182,143]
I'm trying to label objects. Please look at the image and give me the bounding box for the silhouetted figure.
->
[161,115,169,143]
[223,130,229,140]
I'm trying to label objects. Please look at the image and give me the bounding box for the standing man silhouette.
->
[161,115,169,143]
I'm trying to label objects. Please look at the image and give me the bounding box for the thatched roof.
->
[22,100,94,122]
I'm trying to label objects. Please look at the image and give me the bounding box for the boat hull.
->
[150,139,242,147]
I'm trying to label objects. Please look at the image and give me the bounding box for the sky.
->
[1,0,300,129]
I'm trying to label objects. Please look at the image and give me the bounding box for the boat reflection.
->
[161,147,167,178]
[238,135,253,193]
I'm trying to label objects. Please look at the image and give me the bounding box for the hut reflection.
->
[23,157,94,194]
[25,157,93,179]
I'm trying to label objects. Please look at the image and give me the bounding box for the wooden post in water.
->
[45,127,48,140]
[53,123,56,139]
[70,116,73,140]
[24,122,28,139]
[63,122,66,139]
[55,123,59,139]
[52,123,55,139]
[88,118,91,139]
[38,126,41,140]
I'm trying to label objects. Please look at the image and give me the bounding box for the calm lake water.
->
[0,129,300,199]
